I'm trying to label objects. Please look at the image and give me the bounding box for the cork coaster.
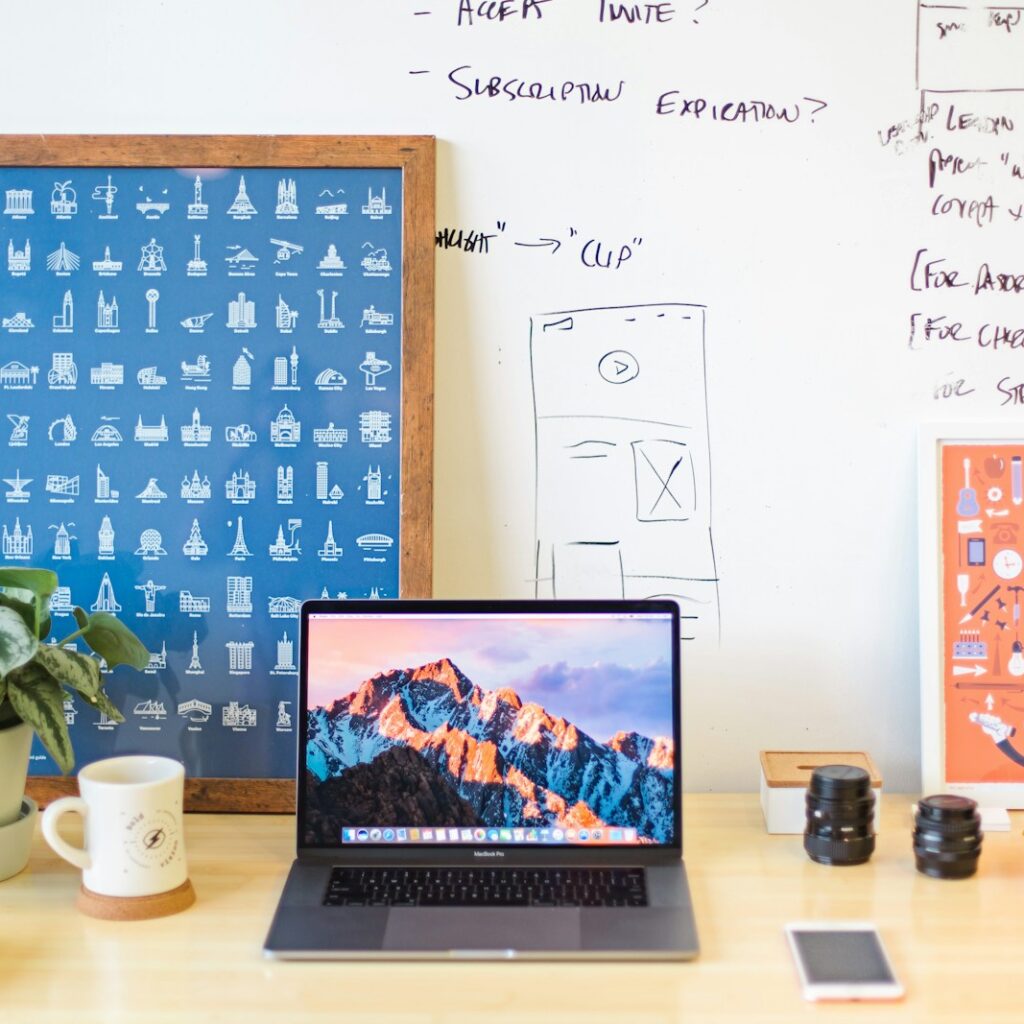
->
[76,879,196,921]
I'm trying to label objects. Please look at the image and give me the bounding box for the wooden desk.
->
[2,795,1021,1023]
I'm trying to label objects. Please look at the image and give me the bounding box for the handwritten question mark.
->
[693,0,709,23]
[804,97,828,123]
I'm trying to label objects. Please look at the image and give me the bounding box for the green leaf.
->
[36,645,101,700]
[0,605,38,676]
[75,611,149,670]
[0,591,49,644]
[0,569,57,636]
[89,687,124,724]
[6,664,74,774]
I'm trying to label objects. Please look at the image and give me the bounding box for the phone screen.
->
[790,929,896,985]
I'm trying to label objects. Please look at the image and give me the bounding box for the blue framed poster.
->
[0,136,435,809]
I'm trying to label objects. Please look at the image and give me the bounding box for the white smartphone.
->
[785,922,904,1002]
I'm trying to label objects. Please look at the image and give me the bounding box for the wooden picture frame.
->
[1,135,434,812]
[919,423,1024,808]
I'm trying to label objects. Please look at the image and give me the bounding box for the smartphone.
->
[785,922,904,1002]
[967,537,986,566]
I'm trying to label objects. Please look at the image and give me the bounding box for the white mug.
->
[42,755,188,898]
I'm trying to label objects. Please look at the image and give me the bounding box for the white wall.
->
[8,0,1018,790]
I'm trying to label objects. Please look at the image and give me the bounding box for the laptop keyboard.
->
[324,866,648,908]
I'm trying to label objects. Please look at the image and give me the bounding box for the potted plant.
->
[0,567,148,880]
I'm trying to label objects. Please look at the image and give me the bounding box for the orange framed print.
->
[920,424,1024,807]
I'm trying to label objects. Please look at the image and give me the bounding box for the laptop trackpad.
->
[383,908,581,954]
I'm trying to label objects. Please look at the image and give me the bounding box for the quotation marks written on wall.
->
[890,2,1024,406]
[405,2,827,123]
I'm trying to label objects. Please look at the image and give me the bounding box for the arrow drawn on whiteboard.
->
[514,238,561,253]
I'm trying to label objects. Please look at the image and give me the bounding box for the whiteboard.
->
[7,0,1022,791]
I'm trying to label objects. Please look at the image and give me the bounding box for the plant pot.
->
[0,720,33,827]
[0,797,37,881]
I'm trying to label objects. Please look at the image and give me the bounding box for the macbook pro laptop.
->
[264,598,698,959]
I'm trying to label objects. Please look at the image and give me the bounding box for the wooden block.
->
[76,879,196,921]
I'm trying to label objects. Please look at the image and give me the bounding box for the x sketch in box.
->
[530,303,719,641]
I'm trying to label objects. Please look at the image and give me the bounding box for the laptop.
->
[264,598,699,960]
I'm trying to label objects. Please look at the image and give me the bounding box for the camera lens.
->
[803,765,876,866]
[913,795,982,880]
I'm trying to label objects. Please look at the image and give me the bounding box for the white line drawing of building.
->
[92,245,122,273]
[314,368,346,391]
[315,462,344,503]
[181,407,212,444]
[269,518,301,560]
[135,187,170,219]
[276,465,293,502]
[276,702,293,730]
[145,642,167,672]
[274,631,297,673]
[45,474,79,499]
[276,178,299,217]
[270,405,301,445]
[145,288,160,331]
[223,701,256,727]
[226,575,253,614]
[181,355,211,385]
[4,189,33,216]
[232,348,253,389]
[134,579,166,614]
[359,411,391,445]
[49,522,75,559]
[63,697,77,725]
[91,421,123,446]
[47,242,79,273]
[52,290,73,332]
[225,422,257,446]
[91,572,121,613]
[313,422,348,448]
[137,366,166,388]
[187,176,208,219]
[7,238,30,273]
[96,465,118,502]
[316,288,344,331]
[2,312,34,332]
[271,239,303,263]
[315,188,347,217]
[227,175,257,217]
[90,363,124,387]
[96,291,118,330]
[357,532,394,553]
[49,586,73,615]
[97,515,114,556]
[51,181,78,217]
[138,238,166,274]
[225,469,256,502]
[317,243,346,273]
[318,521,342,561]
[361,244,392,275]
[365,465,383,503]
[181,312,213,332]
[269,595,301,617]
[2,363,38,388]
[360,305,393,330]
[134,416,168,444]
[182,518,209,558]
[275,296,299,331]
[4,469,31,502]
[2,518,32,559]
[227,291,256,330]
[321,587,349,599]
[180,591,211,614]
[181,471,211,501]
[273,346,299,389]
[135,528,166,558]
[134,698,166,718]
[48,415,77,444]
[225,247,259,275]
[362,187,392,217]
[179,696,211,720]
[360,352,392,387]
[186,234,207,276]
[136,478,167,501]
[8,414,30,443]
[47,353,77,388]
[91,176,118,218]
[228,518,253,559]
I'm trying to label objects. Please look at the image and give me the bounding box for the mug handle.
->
[41,796,91,870]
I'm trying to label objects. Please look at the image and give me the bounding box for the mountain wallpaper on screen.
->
[305,657,675,845]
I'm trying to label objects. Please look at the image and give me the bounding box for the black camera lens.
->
[803,765,876,866]
[913,795,982,880]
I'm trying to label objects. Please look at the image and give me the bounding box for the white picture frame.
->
[919,423,1024,808]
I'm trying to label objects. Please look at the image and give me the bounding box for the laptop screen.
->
[300,602,679,849]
